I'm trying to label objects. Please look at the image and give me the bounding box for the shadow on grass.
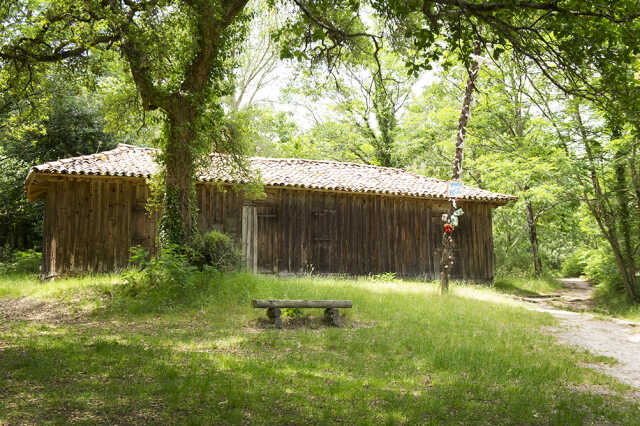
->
[493,275,563,297]
[493,279,541,297]
[2,324,636,425]
[2,273,638,423]
[2,305,639,422]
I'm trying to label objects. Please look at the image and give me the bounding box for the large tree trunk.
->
[162,109,197,245]
[119,0,249,247]
[525,202,543,277]
[440,43,481,294]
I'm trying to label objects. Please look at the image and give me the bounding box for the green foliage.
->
[123,245,199,305]
[0,79,119,252]
[0,249,41,275]
[186,230,242,272]
[581,247,640,316]
[2,90,119,162]
[281,307,303,319]
[0,152,43,251]
[122,239,243,312]
[561,250,588,278]
[583,248,625,299]
[283,44,414,167]
[158,185,187,246]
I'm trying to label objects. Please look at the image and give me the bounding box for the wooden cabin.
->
[25,144,515,280]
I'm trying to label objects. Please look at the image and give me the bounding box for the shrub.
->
[561,249,588,277]
[581,247,630,305]
[0,249,41,274]
[116,245,255,313]
[0,243,12,263]
[186,230,242,271]
[281,307,303,318]
[123,245,200,301]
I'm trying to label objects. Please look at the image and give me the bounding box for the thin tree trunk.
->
[613,133,638,299]
[440,43,481,294]
[628,141,640,249]
[574,109,638,301]
[525,202,543,276]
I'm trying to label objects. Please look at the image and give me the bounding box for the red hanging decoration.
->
[444,223,454,234]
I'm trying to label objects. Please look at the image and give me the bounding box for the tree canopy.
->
[2,0,640,301]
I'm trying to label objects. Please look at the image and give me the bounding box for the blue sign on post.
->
[448,181,463,197]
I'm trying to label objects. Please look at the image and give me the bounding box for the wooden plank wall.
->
[42,177,158,278]
[244,188,494,281]
[42,178,495,281]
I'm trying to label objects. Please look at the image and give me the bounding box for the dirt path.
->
[522,278,640,390]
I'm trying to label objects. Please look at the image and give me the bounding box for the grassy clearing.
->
[493,275,563,296]
[0,272,122,299]
[0,273,638,424]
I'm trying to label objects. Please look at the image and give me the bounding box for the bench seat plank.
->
[252,299,353,309]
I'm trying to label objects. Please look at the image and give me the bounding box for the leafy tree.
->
[0,151,41,252]
[399,58,582,278]
[396,78,461,179]
[1,0,252,246]
[1,0,373,245]
[470,56,578,277]
[228,106,303,157]
[563,102,640,301]
[525,62,640,301]
[0,82,119,252]
[225,0,282,111]
[286,47,415,167]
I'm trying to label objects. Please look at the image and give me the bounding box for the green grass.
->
[0,272,123,298]
[493,275,563,297]
[590,286,640,323]
[0,273,638,424]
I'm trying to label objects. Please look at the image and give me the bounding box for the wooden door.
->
[256,204,279,273]
[311,209,335,273]
[431,214,443,279]
[241,205,258,273]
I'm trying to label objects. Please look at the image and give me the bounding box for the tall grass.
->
[493,274,563,296]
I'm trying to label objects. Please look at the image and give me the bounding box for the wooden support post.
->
[267,307,282,328]
[324,308,340,327]
[242,205,258,273]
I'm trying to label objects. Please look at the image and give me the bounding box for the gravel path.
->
[525,279,640,389]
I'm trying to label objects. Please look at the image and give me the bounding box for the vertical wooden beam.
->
[242,204,258,273]
[252,204,258,273]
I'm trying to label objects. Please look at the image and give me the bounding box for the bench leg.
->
[324,308,340,327]
[267,307,282,328]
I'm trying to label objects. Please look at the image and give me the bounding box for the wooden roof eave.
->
[24,170,149,202]
[24,169,45,202]
[24,170,518,206]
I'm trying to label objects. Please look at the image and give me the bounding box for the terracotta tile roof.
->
[26,144,516,204]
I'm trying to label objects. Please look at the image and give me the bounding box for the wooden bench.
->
[252,299,353,328]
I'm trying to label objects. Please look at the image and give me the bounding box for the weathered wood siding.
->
[239,188,494,281]
[42,178,495,281]
[42,177,158,278]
